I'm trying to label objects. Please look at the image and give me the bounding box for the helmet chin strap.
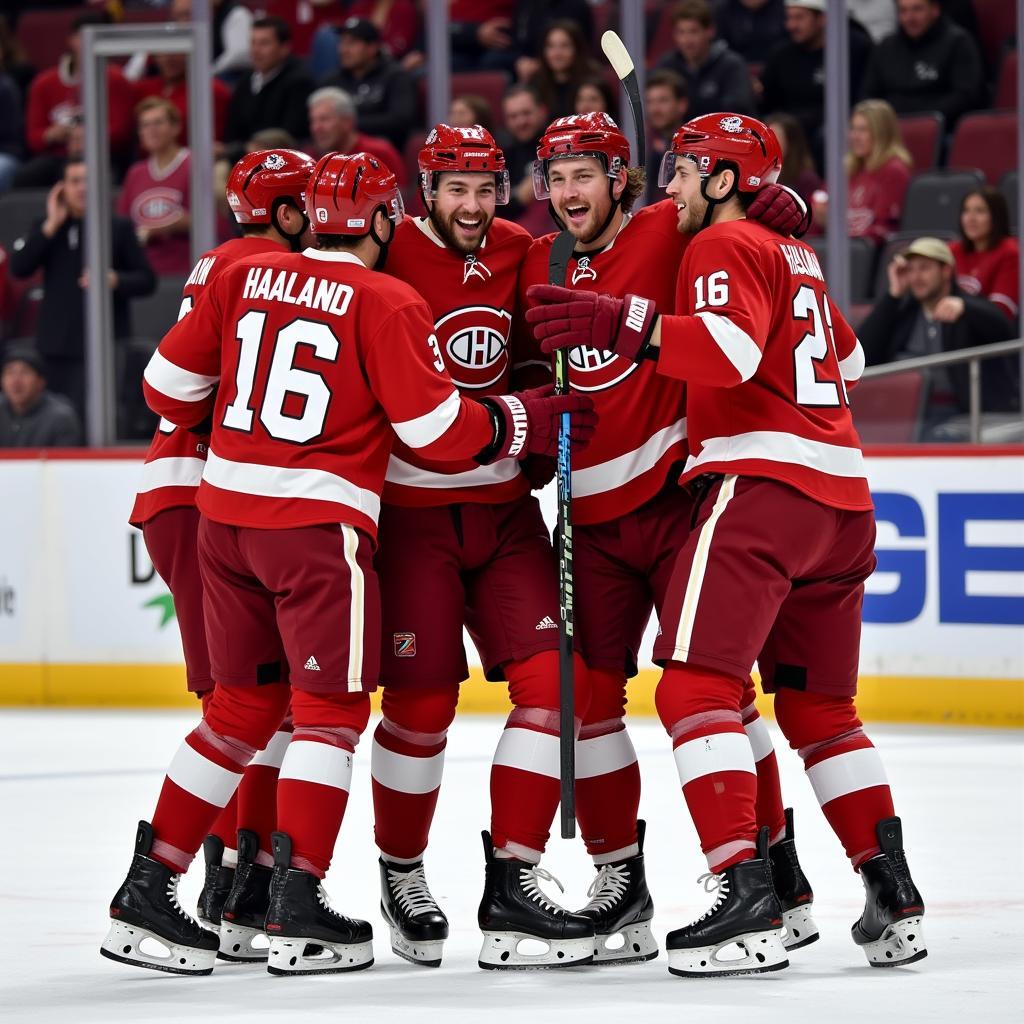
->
[369,207,395,270]
[271,198,308,252]
[698,163,738,231]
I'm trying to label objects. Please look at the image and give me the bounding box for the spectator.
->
[526,20,599,120]
[714,0,787,65]
[224,17,313,156]
[498,83,549,228]
[0,14,35,98]
[322,17,418,149]
[761,1,873,163]
[951,188,1020,323]
[133,52,232,144]
[450,1,517,75]
[307,86,406,184]
[449,94,495,134]
[574,77,618,119]
[0,347,82,448]
[849,0,897,42]
[859,237,1018,435]
[24,13,135,167]
[767,112,823,208]
[512,1,594,81]
[13,116,84,190]
[644,69,689,207]
[861,0,984,126]
[0,71,22,191]
[308,1,421,79]
[118,99,192,276]
[245,129,299,153]
[657,1,755,118]
[8,159,156,422]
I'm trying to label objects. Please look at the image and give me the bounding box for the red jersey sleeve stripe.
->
[386,456,520,489]
[694,312,763,383]
[137,456,205,493]
[144,350,219,403]
[839,341,865,382]
[392,390,463,449]
[687,430,867,479]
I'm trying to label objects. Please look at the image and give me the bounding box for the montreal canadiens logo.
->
[134,188,184,228]
[567,345,640,392]
[435,305,511,389]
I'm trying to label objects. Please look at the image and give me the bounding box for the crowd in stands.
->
[0,0,1018,446]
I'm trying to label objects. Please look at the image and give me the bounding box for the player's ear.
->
[709,167,736,200]
[611,166,628,201]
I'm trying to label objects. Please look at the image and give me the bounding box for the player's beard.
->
[675,191,709,235]
[429,205,493,254]
[558,198,612,247]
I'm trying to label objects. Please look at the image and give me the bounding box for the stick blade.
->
[600,30,635,80]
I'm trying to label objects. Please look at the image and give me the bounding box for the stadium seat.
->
[0,190,49,255]
[808,237,877,303]
[900,170,984,233]
[973,0,1016,66]
[851,370,924,443]
[132,276,188,339]
[947,111,1018,185]
[995,51,1017,110]
[15,7,82,74]
[873,229,959,297]
[451,72,510,132]
[1001,171,1018,233]
[898,112,944,173]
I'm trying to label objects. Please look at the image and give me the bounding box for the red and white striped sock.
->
[236,724,292,865]
[741,691,787,843]
[575,717,640,863]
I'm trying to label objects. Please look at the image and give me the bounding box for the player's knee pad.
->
[773,688,863,751]
[289,688,372,746]
[380,685,459,736]
[203,682,291,751]
[655,661,747,735]
[505,649,591,719]
[581,666,628,724]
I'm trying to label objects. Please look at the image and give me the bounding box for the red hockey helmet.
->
[419,123,510,204]
[533,112,631,200]
[658,112,782,192]
[225,149,316,225]
[305,151,404,236]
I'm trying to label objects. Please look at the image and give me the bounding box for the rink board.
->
[0,447,1021,726]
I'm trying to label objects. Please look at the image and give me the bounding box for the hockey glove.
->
[476,384,598,463]
[747,183,812,238]
[524,285,658,363]
[520,454,557,490]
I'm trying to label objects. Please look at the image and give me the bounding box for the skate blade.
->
[667,928,789,978]
[388,924,444,968]
[862,916,927,968]
[218,920,270,962]
[100,919,216,976]
[478,932,594,970]
[782,904,820,951]
[267,936,374,975]
[593,920,659,965]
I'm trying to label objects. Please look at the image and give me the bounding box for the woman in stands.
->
[768,112,823,211]
[951,187,1019,322]
[573,76,618,120]
[526,20,599,119]
[448,93,495,134]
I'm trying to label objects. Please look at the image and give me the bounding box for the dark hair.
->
[63,156,86,174]
[573,76,618,120]
[672,0,713,30]
[768,112,815,186]
[646,68,689,102]
[450,93,494,134]
[72,12,110,33]
[530,20,597,114]
[252,16,291,45]
[503,82,545,108]
[959,187,1011,253]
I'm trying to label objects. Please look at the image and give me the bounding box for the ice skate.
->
[379,858,449,967]
[478,831,595,970]
[769,808,818,950]
[100,820,219,976]
[196,833,235,932]
[578,820,658,965]
[218,829,272,962]
[666,827,789,978]
[264,832,373,975]
[852,817,927,967]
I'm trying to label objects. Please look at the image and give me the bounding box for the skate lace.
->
[166,874,189,920]
[694,872,729,922]
[583,863,630,914]
[316,882,356,924]
[520,866,571,915]
[388,865,441,917]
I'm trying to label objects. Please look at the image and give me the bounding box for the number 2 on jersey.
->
[792,284,848,408]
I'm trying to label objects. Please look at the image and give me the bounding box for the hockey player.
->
[519,111,815,964]
[526,113,927,977]
[127,147,315,959]
[101,151,595,977]
[370,123,598,971]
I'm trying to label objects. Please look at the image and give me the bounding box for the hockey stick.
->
[549,227,577,840]
[601,30,646,168]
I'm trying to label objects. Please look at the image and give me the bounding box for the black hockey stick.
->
[601,31,645,169]
[549,227,577,840]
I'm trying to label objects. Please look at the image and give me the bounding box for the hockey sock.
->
[276,689,371,878]
[150,684,290,872]
[656,662,757,872]
[575,666,641,863]
[235,716,292,865]
[490,650,591,861]
[774,689,895,869]
[371,685,460,862]
[741,679,786,843]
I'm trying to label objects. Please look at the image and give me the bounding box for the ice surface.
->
[1,710,1021,1023]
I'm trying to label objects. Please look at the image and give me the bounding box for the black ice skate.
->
[196,833,235,931]
[769,808,819,950]
[851,817,927,967]
[218,829,272,962]
[578,820,658,965]
[379,858,449,967]
[100,820,219,976]
[264,831,373,975]
[666,827,789,978]
[477,831,595,970]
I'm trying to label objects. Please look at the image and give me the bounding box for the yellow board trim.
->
[1,664,1021,728]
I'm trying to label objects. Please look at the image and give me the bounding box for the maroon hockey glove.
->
[477,384,598,463]
[747,183,812,238]
[520,454,557,489]
[524,285,658,363]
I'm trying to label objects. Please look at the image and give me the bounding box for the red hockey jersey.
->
[142,247,496,540]
[520,201,690,525]
[129,236,287,527]
[658,218,871,511]
[381,215,534,507]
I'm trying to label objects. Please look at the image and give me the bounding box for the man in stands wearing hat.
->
[0,346,82,447]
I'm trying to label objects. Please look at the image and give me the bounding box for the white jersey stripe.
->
[806,747,889,806]
[341,524,365,692]
[136,456,205,494]
[385,455,521,489]
[166,741,242,808]
[392,390,463,450]
[686,430,867,480]
[202,450,381,522]
[572,418,686,498]
[492,726,560,780]
[839,340,866,382]
[695,312,763,382]
[370,740,446,794]
[144,350,219,403]
[673,730,756,786]
[278,739,353,791]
